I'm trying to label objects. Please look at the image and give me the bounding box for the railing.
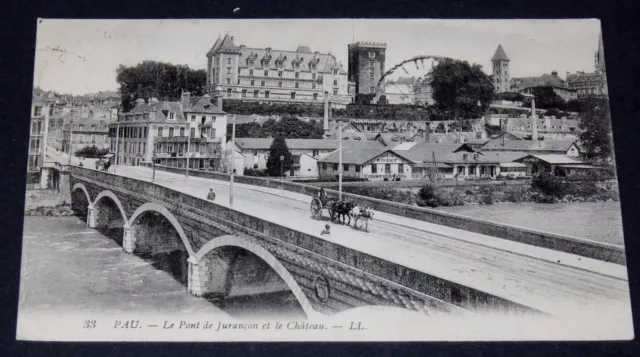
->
[140,164,627,265]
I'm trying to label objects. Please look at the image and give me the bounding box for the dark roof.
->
[492,45,510,62]
[296,45,312,53]
[186,95,226,114]
[511,73,573,90]
[124,101,186,122]
[234,138,356,151]
[481,139,578,152]
[393,142,475,163]
[320,142,409,165]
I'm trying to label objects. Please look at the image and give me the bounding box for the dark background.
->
[1,0,639,355]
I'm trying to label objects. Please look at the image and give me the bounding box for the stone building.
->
[318,141,412,181]
[27,92,55,188]
[49,107,117,153]
[566,32,608,97]
[109,96,228,170]
[510,71,578,102]
[491,45,511,93]
[347,41,387,96]
[205,34,352,106]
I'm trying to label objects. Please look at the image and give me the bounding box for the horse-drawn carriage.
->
[310,188,374,231]
[95,154,113,171]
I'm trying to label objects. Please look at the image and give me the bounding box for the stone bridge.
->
[69,167,551,318]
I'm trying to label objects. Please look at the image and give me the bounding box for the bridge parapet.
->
[144,164,627,265]
[70,166,542,317]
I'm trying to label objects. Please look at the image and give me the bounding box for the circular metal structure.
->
[376,55,454,105]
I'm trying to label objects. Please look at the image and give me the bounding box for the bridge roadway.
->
[113,166,630,318]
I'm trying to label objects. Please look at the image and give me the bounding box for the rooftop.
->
[491,45,510,62]
[482,139,578,152]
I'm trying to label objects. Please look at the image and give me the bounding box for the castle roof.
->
[491,45,510,62]
[511,73,571,90]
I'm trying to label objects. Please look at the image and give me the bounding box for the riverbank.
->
[341,180,619,208]
[24,189,75,216]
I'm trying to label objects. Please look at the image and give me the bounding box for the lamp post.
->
[338,120,343,201]
[114,121,120,174]
[152,147,157,182]
[67,119,74,166]
[229,114,236,207]
[185,125,191,178]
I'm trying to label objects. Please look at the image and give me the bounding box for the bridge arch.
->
[72,183,91,206]
[193,235,319,319]
[128,202,195,257]
[93,190,128,224]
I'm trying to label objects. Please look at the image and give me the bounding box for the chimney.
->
[180,92,191,112]
[531,98,538,141]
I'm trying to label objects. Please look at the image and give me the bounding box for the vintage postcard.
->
[18,19,633,341]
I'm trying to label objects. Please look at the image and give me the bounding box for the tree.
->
[430,59,495,120]
[266,136,293,177]
[229,116,324,140]
[578,96,613,163]
[435,122,446,133]
[116,60,207,112]
[527,87,567,110]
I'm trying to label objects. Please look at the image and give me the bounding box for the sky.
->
[33,19,603,95]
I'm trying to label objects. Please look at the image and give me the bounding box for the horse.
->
[330,200,355,225]
[351,205,375,232]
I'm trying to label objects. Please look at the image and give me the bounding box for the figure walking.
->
[320,224,331,236]
[207,188,216,201]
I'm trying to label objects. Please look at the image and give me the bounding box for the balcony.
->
[155,136,221,143]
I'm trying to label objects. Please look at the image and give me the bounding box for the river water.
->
[19,216,305,319]
[438,201,625,246]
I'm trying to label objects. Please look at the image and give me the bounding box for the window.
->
[254,90,259,98]
[180,127,185,136]
[265,91,270,98]
[168,127,174,138]
[333,79,338,85]
[249,69,254,76]
[226,67,231,74]
[169,112,175,120]
[291,92,296,99]
[469,166,475,175]
[343,164,348,172]
[190,127,195,137]
[226,78,231,84]
[333,69,338,75]
[79,125,85,131]
[385,164,391,173]
[312,150,318,157]
[312,73,316,80]
[295,72,299,79]
[312,83,316,89]
[227,58,231,65]
[227,88,232,96]
[91,125,96,130]
[399,163,404,172]
[322,163,327,170]
[371,164,377,174]
[264,70,268,76]
[333,89,338,95]
[368,51,375,59]
[261,81,265,87]
[278,71,283,77]
[278,81,283,88]
[33,106,42,116]
[242,89,247,98]
[191,115,196,122]
[355,165,361,173]
[253,150,258,156]
[333,163,338,170]
[295,82,299,88]
[250,80,255,86]
[369,86,375,94]
[313,93,318,100]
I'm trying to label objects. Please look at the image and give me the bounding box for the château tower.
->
[491,45,510,93]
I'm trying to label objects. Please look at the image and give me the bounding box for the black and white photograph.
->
[17,19,633,341]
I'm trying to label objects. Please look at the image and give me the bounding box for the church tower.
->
[491,45,510,93]
[595,32,606,73]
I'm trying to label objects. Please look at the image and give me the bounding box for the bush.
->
[244,168,268,177]
[531,173,565,197]
[75,145,109,158]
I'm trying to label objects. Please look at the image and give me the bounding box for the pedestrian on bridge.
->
[207,189,216,201]
[320,224,331,236]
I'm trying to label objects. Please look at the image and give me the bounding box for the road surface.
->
[97,166,631,318]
